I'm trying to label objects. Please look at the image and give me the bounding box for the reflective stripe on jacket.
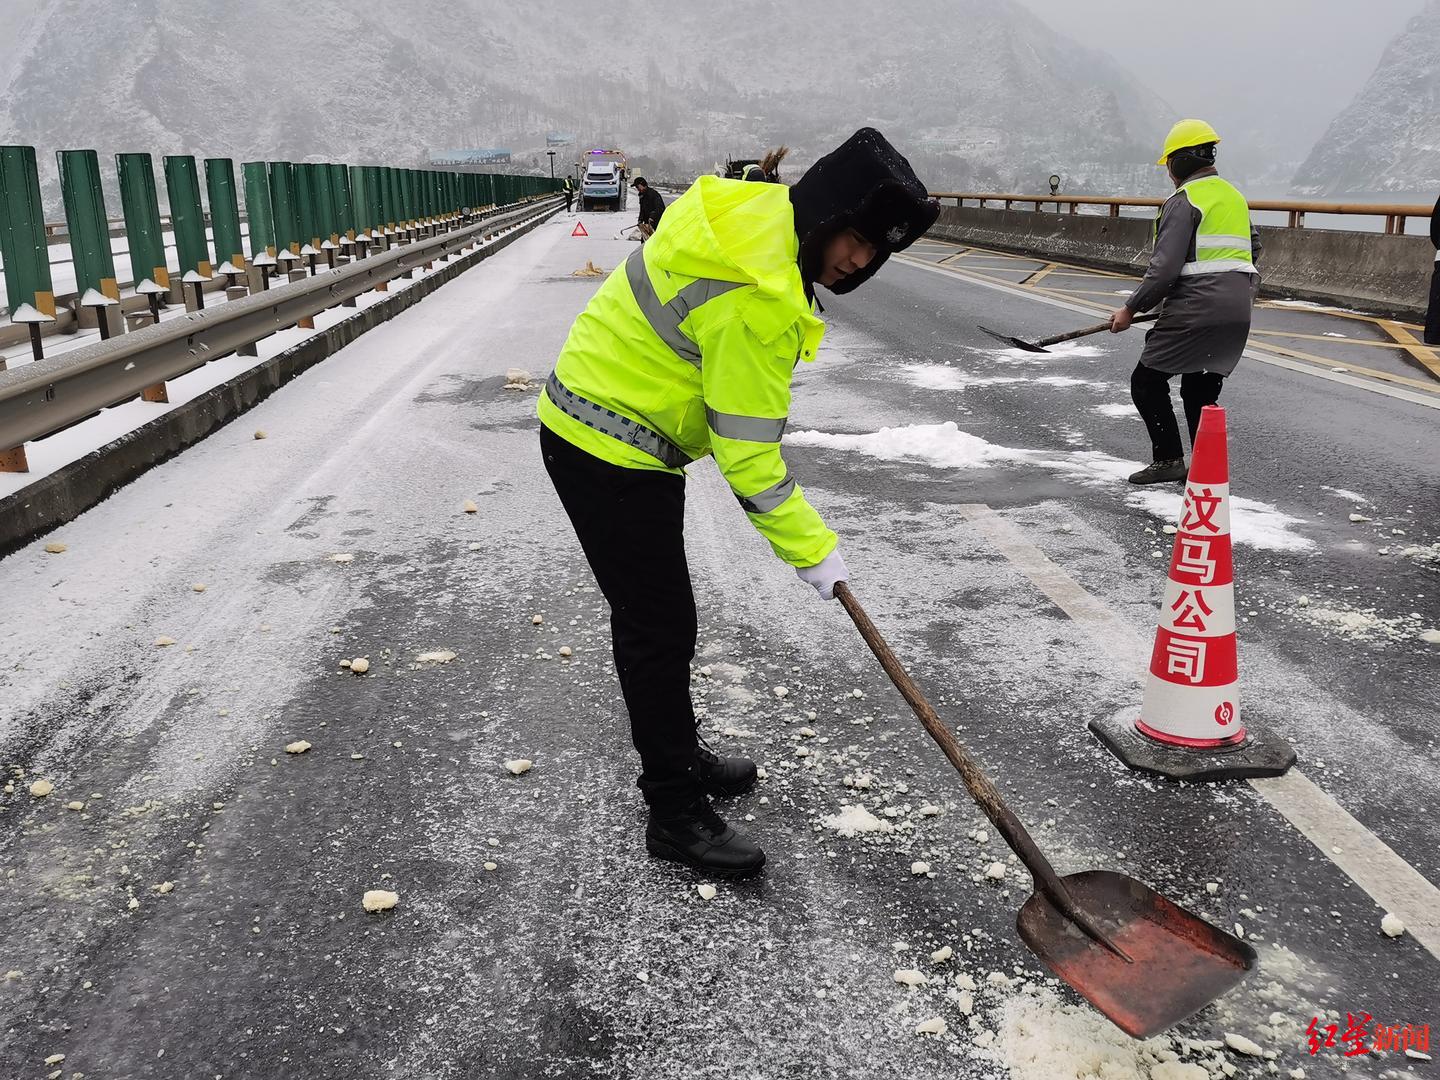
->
[1164,175,1256,277]
[538,175,835,568]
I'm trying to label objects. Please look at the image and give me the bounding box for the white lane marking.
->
[1249,770,1440,958]
[957,504,1146,667]
[958,501,1440,960]
[893,254,1440,412]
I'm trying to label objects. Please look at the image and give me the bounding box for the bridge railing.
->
[0,197,560,473]
[1,143,564,345]
[930,192,1434,236]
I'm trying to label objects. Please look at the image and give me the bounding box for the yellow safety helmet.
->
[1158,119,1221,165]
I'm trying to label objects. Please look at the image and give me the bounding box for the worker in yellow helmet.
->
[539,129,937,877]
[1109,120,1262,484]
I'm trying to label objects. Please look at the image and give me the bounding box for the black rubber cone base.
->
[1089,711,1296,782]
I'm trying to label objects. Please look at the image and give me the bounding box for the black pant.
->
[1130,362,1225,461]
[1426,264,1439,345]
[563,192,573,212]
[540,425,701,811]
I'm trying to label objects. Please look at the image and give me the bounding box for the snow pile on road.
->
[997,985,1231,1080]
[822,804,894,837]
[1092,403,1139,419]
[898,363,1106,392]
[1321,485,1371,505]
[788,422,1313,552]
[1296,602,1429,643]
[899,364,1023,390]
[966,342,1109,364]
[1032,375,1107,389]
[1125,489,1312,553]
[787,421,1015,470]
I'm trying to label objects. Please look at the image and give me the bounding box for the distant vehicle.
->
[581,148,628,212]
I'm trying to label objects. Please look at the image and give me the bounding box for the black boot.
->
[1127,458,1187,485]
[695,737,757,797]
[646,798,766,878]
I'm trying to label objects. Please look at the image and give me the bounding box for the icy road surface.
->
[2,214,1436,1079]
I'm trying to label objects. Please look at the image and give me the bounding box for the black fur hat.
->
[789,128,939,294]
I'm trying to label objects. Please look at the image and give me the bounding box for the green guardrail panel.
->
[163,155,212,279]
[385,167,402,230]
[242,161,275,259]
[401,169,416,225]
[314,164,337,245]
[0,145,56,319]
[348,166,370,239]
[204,158,245,272]
[295,163,321,250]
[329,164,354,242]
[269,162,299,255]
[116,152,169,291]
[57,149,119,304]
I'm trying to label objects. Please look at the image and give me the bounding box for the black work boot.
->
[695,736,757,798]
[1127,458,1187,485]
[646,798,766,878]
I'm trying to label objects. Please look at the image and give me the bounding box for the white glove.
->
[796,548,849,600]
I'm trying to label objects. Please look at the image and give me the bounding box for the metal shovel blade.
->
[1018,869,1257,1038]
[977,324,1050,353]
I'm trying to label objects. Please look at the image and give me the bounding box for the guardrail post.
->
[164,155,213,314]
[421,171,436,269]
[330,163,355,264]
[57,149,122,340]
[242,161,277,291]
[349,165,373,260]
[269,161,301,281]
[205,157,246,289]
[116,152,172,343]
[314,163,338,270]
[1,145,58,378]
[295,163,322,277]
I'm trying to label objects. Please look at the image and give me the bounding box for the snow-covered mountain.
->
[1292,0,1440,195]
[0,0,1174,199]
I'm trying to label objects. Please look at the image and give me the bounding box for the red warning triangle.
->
[571,221,589,237]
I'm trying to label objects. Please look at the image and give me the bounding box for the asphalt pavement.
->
[1,213,1435,1080]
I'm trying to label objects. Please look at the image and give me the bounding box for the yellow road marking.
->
[1022,263,1060,287]
[1247,341,1440,393]
[1377,320,1440,381]
[1040,267,1142,281]
[1249,329,1410,350]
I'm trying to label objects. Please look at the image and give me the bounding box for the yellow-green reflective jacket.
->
[538,175,836,568]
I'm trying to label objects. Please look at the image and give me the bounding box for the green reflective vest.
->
[1159,175,1256,277]
[537,176,836,568]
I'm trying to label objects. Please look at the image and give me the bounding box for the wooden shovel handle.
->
[1038,311,1159,349]
[833,582,1073,906]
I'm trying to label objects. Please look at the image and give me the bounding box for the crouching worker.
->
[538,129,937,876]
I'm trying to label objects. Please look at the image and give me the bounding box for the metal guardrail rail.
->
[39,212,210,245]
[930,192,1435,234]
[0,198,558,456]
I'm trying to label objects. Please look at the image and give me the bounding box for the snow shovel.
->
[977,312,1159,353]
[833,581,1255,1038]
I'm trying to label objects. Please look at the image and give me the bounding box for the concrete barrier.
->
[927,205,1434,320]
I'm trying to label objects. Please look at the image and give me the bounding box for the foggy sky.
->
[1015,0,1424,173]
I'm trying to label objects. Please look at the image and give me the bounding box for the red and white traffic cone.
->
[1091,405,1294,780]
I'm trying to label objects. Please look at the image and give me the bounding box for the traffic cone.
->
[571,221,589,237]
[1090,406,1295,780]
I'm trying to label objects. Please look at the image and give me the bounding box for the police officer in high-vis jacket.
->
[1110,119,1261,485]
[539,129,937,877]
